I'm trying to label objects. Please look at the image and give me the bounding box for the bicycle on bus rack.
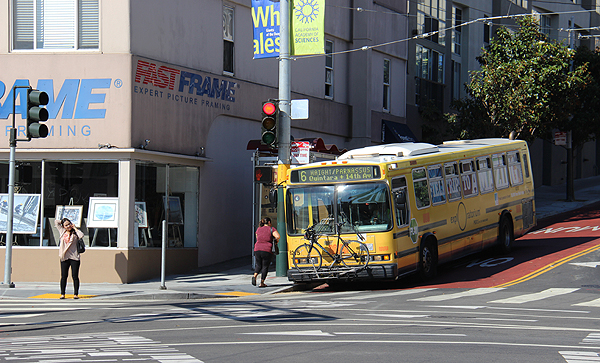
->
[292,218,371,279]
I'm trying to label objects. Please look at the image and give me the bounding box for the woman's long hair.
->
[259,217,271,227]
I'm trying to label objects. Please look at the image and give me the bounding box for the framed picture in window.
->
[134,202,148,228]
[0,194,41,234]
[55,205,84,228]
[163,196,184,225]
[87,197,119,228]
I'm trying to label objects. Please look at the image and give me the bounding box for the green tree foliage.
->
[570,46,600,147]
[450,16,590,143]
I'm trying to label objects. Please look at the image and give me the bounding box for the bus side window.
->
[492,153,509,190]
[427,164,446,205]
[444,162,462,201]
[460,159,479,198]
[523,153,530,179]
[412,167,431,209]
[477,156,495,194]
[392,176,409,227]
[507,151,524,186]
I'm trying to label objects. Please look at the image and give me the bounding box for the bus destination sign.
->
[290,165,380,183]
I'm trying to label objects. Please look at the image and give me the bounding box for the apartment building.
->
[0,0,409,282]
[406,0,600,186]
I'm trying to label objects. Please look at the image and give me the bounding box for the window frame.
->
[223,4,235,75]
[325,40,334,99]
[412,167,431,210]
[11,0,99,52]
[444,161,462,202]
[383,58,390,112]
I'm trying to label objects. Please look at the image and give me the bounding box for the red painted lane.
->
[421,203,600,289]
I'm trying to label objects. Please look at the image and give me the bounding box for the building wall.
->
[0,247,198,283]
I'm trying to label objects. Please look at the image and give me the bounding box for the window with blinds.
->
[12,0,99,50]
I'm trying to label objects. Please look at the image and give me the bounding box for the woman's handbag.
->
[77,237,86,253]
[270,227,279,255]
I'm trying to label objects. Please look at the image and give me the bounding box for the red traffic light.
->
[262,102,277,116]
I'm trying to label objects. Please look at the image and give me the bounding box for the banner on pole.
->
[291,0,325,55]
[252,0,281,59]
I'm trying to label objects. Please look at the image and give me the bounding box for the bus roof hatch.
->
[339,143,439,160]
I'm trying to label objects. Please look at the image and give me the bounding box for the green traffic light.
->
[262,131,276,145]
[26,89,49,139]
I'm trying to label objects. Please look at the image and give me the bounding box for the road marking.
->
[242,330,334,337]
[29,293,97,299]
[361,313,430,318]
[573,297,600,307]
[216,291,259,297]
[494,244,600,288]
[337,288,437,300]
[0,333,205,362]
[408,288,504,302]
[570,262,600,268]
[582,333,600,344]
[488,288,579,304]
[559,351,600,362]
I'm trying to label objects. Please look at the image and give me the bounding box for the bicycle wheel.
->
[293,243,323,271]
[338,240,370,268]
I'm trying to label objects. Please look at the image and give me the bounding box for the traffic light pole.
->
[3,86,30,287]
[276,0,291,277]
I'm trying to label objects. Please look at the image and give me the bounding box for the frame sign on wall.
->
[0,194,41,234]
[87,197,119,228]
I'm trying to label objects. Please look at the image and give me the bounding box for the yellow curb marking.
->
[29,293,97,299]
[216,291,260,297]
[494,243,600,288]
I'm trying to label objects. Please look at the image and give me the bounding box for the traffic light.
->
[26,89,49,139]
[261,100,278,147]
[254,166,274,183]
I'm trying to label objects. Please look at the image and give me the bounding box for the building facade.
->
[0,0,409,282]
[406,0,600,187]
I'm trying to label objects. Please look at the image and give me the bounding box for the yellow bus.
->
[285,138,535,282]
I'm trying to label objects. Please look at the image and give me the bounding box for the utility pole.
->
[276,0,291,277]
[566,16,575,202]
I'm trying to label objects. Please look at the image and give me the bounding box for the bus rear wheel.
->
[419,238,437,280]
[498,217,514,254]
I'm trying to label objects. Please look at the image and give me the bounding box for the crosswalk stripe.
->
[337,288,437,300]
[488,288,580,304]
[573,297,600,307]
[559,351,600,362]
[582,333,600,344]
[408,288,504,302]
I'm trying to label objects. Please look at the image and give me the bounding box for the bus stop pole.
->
[276,0,291,277]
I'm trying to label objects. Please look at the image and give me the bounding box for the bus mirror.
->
[268,187,278,204]
[394,190,406,206]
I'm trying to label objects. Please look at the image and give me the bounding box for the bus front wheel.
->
[419,238,438,280]
[498,217,514,254]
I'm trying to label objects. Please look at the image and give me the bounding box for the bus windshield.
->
[286,182,392,235]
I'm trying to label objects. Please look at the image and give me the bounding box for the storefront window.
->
[0,160,118,247]
[135,162,198,248]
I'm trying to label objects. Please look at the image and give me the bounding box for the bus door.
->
[391,176,416,274]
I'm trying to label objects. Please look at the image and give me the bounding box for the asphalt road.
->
[1,206,600,362]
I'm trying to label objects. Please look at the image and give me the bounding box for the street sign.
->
[291,99,309,120]
[291,141,310,164]
[554,131,567,146]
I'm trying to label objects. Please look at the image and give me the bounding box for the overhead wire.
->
[290,6,597,60]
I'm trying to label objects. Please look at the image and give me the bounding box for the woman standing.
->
[253,217,280,288]
[55,218,84,299]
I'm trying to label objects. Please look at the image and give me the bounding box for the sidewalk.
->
[2,175,600,300]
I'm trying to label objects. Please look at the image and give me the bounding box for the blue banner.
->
[252,0,281,59]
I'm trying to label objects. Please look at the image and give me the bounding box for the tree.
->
[450,16,590,143]
[570,45,600,147]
